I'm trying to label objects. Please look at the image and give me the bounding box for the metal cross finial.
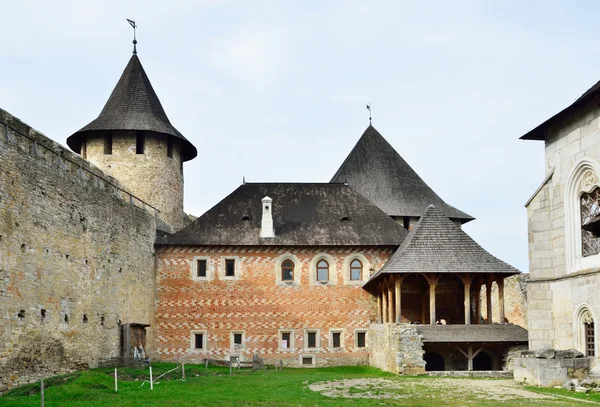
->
[366,103,372,124]
[127,18,137,54]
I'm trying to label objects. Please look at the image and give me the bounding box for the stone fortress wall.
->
[0,109,157,393]
[525,92,600,373]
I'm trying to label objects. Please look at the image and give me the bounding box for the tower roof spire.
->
[127,18,137,54]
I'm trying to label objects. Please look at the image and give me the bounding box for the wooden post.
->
[382,280,388,323]
[114,368,118,392]
[182,362,185,379]
[149,366,154,390]
[395,276,402,323]
[421,293,427,324]
[486,277,493,324]
[428,276,437,325]
[229,361,233,376]
[461,275,472,325]
[498,277,505,324]
[41,378,44,407]
[474,281,481,324]
[377,283,382,323]
[205,358,209,369]
[387,277,394,323]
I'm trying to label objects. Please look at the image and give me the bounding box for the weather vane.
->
[366,103,372,124]
[127,18,137,54]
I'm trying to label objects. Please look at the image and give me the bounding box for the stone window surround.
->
[190,256,214,281]
[218,256,242,280]
[190,330,207,351]
[565,159,600,274]
[328,328,345,350]
[354,329,368,349]
[274,253,301,286]
[303,328,321,351]
[574,304,597,357]
[299,354,316,367]
[308,253,337,286]
[342,253,371,284]
[230,330,246,350]
[278,328,295,351]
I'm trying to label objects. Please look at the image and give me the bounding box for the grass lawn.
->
[0,364,595,406]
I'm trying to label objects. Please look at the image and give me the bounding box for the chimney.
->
[260,196,275,238]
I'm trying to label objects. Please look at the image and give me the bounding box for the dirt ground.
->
[309,378,554,401]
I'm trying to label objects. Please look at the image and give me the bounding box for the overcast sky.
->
[4,1,599,272]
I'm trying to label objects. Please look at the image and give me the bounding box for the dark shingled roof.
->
[366,205,519,286]
[156,183,408,246]
[521,78,600,141]
[331,125,473,223]
[415,324,528,343]
[67,54,197,161]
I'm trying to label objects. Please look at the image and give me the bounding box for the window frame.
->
[281,259,294,282]
[355,329,368,349]
[278,329,295,351]
[316,260,329,283]
[343,254,370,284]
[350,259,363,281]
[329,329,344,350]
[304,329,321,351]
[230,331,246,350]
[190,330,207,351]
[191,256,212,281]
[219,257,241,280]
[299,354,316,367]
[225,259,236,277]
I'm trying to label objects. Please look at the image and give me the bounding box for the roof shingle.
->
[156,183,408,246]
[331,125,473,222]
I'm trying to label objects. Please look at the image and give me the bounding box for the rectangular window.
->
[194,333,204,349]
[356,331,366,348]
[197,260,207,278]
[586,322,595,357]
[307,332,317,348]
[234,333,243,345]
[302,356,314,366]
[225,259,235,277]
[104,132,112,155]
[136,131,145,154]
[332,332,341,348]
[167,137,173,158]
[281,332,291,349]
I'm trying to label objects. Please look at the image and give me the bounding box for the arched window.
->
[281,260,294,281]
[350,259,362,281]
[317,260,329,282]
[581,187,600,257]
[581,310,596,357]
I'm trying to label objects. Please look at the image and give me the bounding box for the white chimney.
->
[260,196,275,238]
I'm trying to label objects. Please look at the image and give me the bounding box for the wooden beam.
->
[377,283,382,323]
[486,276,493,324]
[395,275,403,323]
[498,277,505,324]
[387,277,394,323]
[458,274,472,325]
[382,280,388,323]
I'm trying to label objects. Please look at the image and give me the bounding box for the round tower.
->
[67,51,197,232]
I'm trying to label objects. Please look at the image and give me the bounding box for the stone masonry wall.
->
[154,245,393,367]
[0,109,157,393]
[525,92,600,372]
[85,131,186,232]
[369,323,425,374]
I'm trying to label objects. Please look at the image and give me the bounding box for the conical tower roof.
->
[331,125,472,222]
[365,205,519,289]
[67,54,197,161]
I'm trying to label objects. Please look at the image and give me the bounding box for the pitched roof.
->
[415,324,528,343]
[331,125,473,223]
[366,205,519,285]
[67,54,197,161]
[521,78,600,141]
[156,183,408,246]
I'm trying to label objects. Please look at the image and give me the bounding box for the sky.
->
[3,0,599,272]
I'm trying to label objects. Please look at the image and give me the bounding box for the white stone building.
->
[523,80,600,373]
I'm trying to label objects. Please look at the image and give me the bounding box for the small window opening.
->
[586,322,595,357]
[332,332,341,348]
[233,333,243,346]
[340,215,350,221]
[316,260,329,282]
[197,260,207,278]
[282,260,294,281]
[356,332,366,348]
[100,315,105,326]
[242,214,251,221]
[40,309,46,319]
[350,259,363,281]
[225,259,235,277]
[403,216,410,230]
[17,310,25,321]
[167,137,173,158]
[307,332,317,348]
[83,314,88,323]
[104,132,113,155]
[302,356,314,365]
[64,315,69,324]
[136,131,145,154]
[65,254,70,259]
[21,243,26,252]
[281,332,291,348]
[194,333,204,349]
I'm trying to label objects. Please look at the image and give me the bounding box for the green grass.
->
[0,364,594,406]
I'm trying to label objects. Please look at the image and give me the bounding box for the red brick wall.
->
[155,246,393,367]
